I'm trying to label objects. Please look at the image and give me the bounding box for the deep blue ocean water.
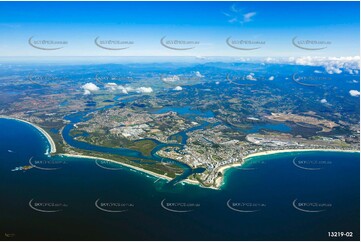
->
[0,118,359,240]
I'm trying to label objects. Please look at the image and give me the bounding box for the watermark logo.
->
[227,199,266,213]
[292,199,332,213]
[160,36,199,50]
[226,37,265,50]
[160,73,204,87]
[95,198,134,213]
[28,157,66,171]
[292,36,331,51]
[28,36,68,50]
[226,74,258,86]
[292,157,332,171]
[236,166,256,171]
[292,72,331,87]
[29,198,68,213]
[236,159,265,170]
[94,37,134,50]
[161,199,200,213]
[95,159,124,171]
[4,233,16,238]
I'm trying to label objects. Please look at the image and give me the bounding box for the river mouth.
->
[2,117,359,240]
[61,99,215,183]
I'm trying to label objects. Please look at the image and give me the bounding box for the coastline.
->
[0,116,173,182]
[1,116,359,190]
[0,116,57,154]
[214,163,244,189]
[60,153,172,182]
[242,148,360,160]
[214,148,360,189]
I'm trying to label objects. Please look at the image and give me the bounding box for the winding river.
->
[61,96,208,184]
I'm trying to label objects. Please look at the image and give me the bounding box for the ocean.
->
[0,118,359,240]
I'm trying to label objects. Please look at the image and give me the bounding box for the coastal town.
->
[1,1,360,240]
[2,104,359,189]
[0,61,360,189]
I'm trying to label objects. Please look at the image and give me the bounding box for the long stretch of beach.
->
[0,116,56,153]
[0,116,174,182]
[1,115,180,183]
[243,148,360,160]
[61,153,172,182]
[213,148,360,189]
[62,154,208,188]
[1,115,359,190]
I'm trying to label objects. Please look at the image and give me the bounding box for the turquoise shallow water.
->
[0,118,359,240]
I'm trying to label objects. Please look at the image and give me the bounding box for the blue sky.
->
[0,1,359,57]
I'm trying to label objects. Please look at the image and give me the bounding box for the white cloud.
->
[103,83,153,94]
[314,70,322,73]
[162,75,180,83]
[325,66,342,74]
[238,57,251,62]
[265,57,276,63]
[136,87,153,93]
[82,82,99,95]
[195,71,204,78]
[215,81,220,85]
[195,56,207,60]
[320,99,328,103]
[117,85,129,94]
[243,12,256,23]
[268,76,275,81]
[294,56,360,74]
[224,4,256,24]
[173,86,183,91]
[349,90,360,97]
[246,73,257,81]
[123,86,133,92]
[104,83,129,94]
[105,82,118,91]
[263,56,360,75]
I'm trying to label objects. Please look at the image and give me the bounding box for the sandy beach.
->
[62,153,209,188]
[243,148,360,160]
[61,153,173,181]
[213,163,244,189]
[0,116,57,153]
[1,115,359,190]
[213,148,360,189]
